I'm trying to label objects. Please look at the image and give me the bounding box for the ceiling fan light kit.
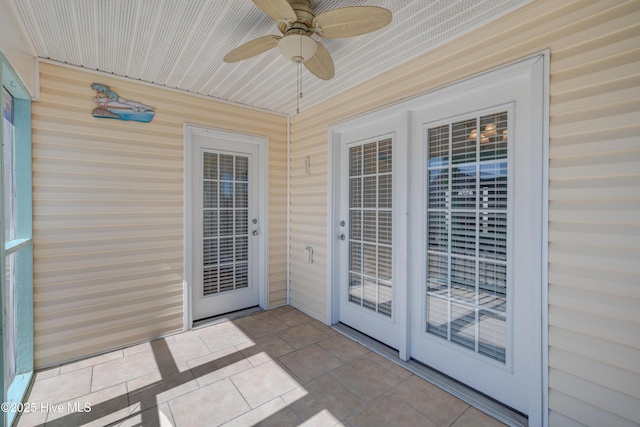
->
[224,0,392,112]
[278,34,317,63]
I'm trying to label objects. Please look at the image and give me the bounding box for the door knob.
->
[252,230,259,236]
[338,234,346,241]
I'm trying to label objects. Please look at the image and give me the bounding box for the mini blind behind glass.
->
[348,138,393,317]
[202,152,249,295]
[426,111,509,363]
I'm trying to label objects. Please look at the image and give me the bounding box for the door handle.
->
[252,230,259,236]
[338,234,346,241]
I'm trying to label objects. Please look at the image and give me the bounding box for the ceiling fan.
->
[223,0,392,80]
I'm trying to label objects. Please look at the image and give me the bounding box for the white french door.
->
[410,104,528,413]
[186,126,265,322]
[334,115,405,351]
[407,62,543,414]
[331,56,545,418]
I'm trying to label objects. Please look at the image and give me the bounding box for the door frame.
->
[183,124,269,328]
[328,52,549,425]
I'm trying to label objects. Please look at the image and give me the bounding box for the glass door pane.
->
[426,111,509,362]
[3,87,15,242]
[202,152,249,296]
[2,87,17,389]
[348,138,393,317]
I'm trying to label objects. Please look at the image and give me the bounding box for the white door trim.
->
[183,124,269,328]
[328,52,549,425]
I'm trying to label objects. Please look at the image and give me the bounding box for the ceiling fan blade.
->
[312,6,392,39]
[223,35,280,63]
[304,41,334,80]
[252,0,297,21]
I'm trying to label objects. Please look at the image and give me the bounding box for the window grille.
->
[348,138,393,317]
[202,152,249,295]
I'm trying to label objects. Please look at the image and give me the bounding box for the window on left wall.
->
[1,55,34,427]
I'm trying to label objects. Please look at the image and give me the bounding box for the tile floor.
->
[16,306,506,427]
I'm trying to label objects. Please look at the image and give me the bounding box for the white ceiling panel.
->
[10,0,532,115]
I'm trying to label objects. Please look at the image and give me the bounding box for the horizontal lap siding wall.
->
[289,0,640,425]
[33,62,287,368]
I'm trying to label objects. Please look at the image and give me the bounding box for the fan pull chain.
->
[296,37,303,114]
[296,61,303,114]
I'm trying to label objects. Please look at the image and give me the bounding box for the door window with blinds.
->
[202,151,249,295]
[348,138,393,317]
[426,111,509,363]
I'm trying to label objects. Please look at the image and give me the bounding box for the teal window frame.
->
[1,53,34,427]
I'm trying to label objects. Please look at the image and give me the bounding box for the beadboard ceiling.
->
[9,0,532,115]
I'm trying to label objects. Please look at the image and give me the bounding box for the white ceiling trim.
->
[36,58,289,116]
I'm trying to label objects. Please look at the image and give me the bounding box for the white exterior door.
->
[335,115,405,350]
[186,126,265,322]
[408,64,543,414]
[331,56,545,417]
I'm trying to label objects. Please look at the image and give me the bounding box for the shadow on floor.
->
[16,307,504,427]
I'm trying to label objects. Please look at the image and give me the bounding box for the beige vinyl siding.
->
[33,62,287,368]
[289,0,640,425]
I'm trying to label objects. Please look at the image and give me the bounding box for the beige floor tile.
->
[118,402,175,426]
[265,305,296,316]
[188,346,253,387]
[391,375,469,426]
[330,357,405,403]
[347,394,438,427]
[308,320,339,336]
[171,327,205,342]
[220,397,289,427]
[278,344,344,384]
[20,307,506,427]
[169,378,250,427]
[26,366,92,405]
[198,322,255,353]
[239,333,295,366]
[288,375,364,422]
[45,383,130,427]
[128,369,198,407]
[91,350,159,392]
[15,406,48,427]
[273,308,315,327]
[450,415,484,427]
[231,360,300,408]
[230,313,255,329]
[277,323,330,349]
[300,408,344,427]
[451,407,507,427]
[253,406,303,427]
[33,366,60,381]
[238,313,290,338]
[318,335,370,363]
[122,338,169,357]
[156,334,211,370]
[281,385,309,405]
[122,342,152,357]
[189,319,240,341]
[364,351,412,380]
[59,349,124,374]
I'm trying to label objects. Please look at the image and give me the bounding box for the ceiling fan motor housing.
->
[278,0,315,35]
[277,0,317,63]
[225,0,391,81]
